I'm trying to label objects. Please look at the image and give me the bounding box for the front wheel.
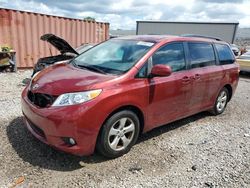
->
[96,110,140,158]
[211,87,229,115]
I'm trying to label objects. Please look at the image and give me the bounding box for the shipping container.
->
[0,8,109,68]
[136,21,239,43]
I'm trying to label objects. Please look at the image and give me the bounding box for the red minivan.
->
[21,35,239,158]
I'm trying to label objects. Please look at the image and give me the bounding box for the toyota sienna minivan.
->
[21,35,239,158]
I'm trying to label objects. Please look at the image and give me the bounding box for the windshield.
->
[71,39,154,74]
[238,52,250,59]
[75,44,93,54]
[238,55,250,59]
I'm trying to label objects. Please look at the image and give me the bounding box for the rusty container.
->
[0,8,109,68]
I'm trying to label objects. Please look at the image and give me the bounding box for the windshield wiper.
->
[77,64,107,74]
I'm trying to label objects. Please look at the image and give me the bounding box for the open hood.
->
[41,34,79,55]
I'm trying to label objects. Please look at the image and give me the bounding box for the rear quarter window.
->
[215,44,235,65]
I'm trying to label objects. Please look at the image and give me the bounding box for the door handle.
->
[194,74,201,80]
[182,76,191,83]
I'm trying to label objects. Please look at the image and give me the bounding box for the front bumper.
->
[21,87,102,156]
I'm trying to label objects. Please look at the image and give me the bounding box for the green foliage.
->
[83,17,96,22]
[0,45,12,52]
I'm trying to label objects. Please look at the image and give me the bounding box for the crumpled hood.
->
[41,34,79,55]
[30,63,116,95]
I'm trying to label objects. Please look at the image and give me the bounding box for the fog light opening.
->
[62,137,77,146]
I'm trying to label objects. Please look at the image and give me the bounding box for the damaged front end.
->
[32,34,79,77]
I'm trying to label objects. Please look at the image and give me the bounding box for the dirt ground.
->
[0,70,249,188]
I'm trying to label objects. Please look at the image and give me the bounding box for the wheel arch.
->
[96,105,145,146]
[104,105,144,134]
[224,84,233,101]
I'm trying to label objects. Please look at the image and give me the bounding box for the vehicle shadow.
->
[6,117,106,171]
[138,111,211,143]
[240,71,250,79]
[7,112,211,171]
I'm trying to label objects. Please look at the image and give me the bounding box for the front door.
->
[147,42,193,128]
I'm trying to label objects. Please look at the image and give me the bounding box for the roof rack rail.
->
[181,34,222,41]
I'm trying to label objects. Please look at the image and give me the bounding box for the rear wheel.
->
[211,87,229,115]
[96,110,140,158]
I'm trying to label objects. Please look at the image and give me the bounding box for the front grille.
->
[28,90,56,108]
[27,119,46,139]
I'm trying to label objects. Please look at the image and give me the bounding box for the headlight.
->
[52,89,102,107]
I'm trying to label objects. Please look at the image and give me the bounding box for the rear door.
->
[186,42,224,112]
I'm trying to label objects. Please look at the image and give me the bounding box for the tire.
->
[96,110,140,158]
[5,66,11,72]
[211,87,229,115]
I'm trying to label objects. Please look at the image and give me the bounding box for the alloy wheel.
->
[108,117,135,151]
[216,90,228,112]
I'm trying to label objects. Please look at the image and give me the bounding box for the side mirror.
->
[150,64,172,77]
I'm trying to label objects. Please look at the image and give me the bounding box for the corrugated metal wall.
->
[0,8,109,68]
[137,21,239,43]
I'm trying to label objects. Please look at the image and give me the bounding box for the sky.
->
[0,0,250,29]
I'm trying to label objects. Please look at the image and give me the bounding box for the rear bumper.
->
[21,87,102,156]
[238,60,250,72]
[240,66,250,72]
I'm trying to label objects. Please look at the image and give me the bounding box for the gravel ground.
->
[0,70,249,188]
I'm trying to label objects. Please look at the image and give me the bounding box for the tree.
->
[83,17,96,22]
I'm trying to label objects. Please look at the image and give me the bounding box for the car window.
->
[215,44,235,64]
[136,62,148,78]
[188,42,216,68]
[152,43,186,72]
[75,44,93,54]
[72,39,154,75]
